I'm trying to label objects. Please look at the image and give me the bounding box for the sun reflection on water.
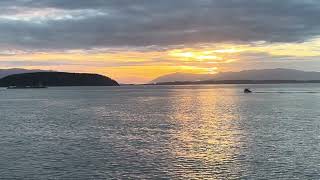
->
[166,88,248,178]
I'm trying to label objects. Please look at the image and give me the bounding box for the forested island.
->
[0,72,119,87]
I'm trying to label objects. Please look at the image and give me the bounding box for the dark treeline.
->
[0,72,120,87]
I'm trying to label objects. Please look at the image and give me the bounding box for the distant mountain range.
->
[150,69,320,84]
[0,68,50,79]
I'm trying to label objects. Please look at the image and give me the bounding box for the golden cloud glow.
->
[168,50,222,61]
[0,38,320,83]
[0,47,237,83]
[231,37,320,57]
[213,48,243,53]
[167,48,241,65]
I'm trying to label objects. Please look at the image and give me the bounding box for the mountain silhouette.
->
[151,69,320,83]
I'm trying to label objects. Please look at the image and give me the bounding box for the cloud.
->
[220,51,320,73]
[0,60,74,66]
[0,7,106,22]
[0,0,319,50]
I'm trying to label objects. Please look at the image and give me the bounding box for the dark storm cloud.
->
[1,0,320,49]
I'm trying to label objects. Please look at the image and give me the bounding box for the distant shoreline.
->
[146,80,320,85]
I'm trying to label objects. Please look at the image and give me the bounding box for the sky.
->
[0,0,320,83]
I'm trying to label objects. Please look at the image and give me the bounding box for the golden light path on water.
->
[166,87,248,179]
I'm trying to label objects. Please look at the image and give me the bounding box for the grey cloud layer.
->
[1,0,320,50]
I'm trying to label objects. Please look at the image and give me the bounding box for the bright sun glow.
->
[1,39,320,83]
[168,48,242,61]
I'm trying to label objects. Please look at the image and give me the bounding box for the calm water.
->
[0,84,319,179]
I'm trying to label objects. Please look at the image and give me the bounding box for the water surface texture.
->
[0,84,319,179]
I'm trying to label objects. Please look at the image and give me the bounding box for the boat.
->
[244,88,252,93]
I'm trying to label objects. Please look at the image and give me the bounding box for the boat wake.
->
[254,91,319,94]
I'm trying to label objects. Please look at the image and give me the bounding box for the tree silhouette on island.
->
[0,72,119,87]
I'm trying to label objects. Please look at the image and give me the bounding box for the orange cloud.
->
[1,39,319,83]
